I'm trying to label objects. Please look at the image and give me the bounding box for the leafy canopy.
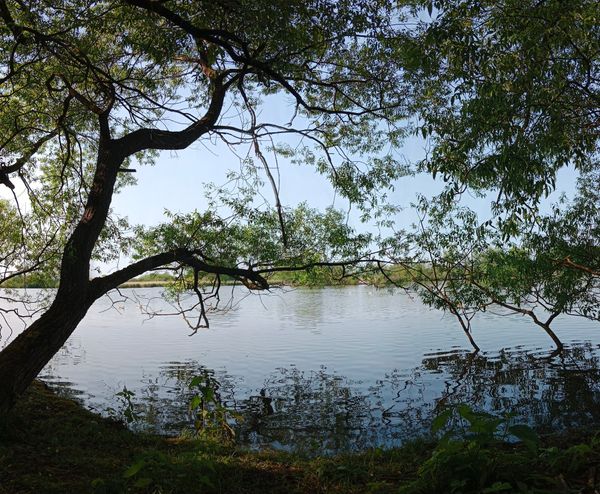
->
[0,0,597,345]
[407,0,599,224]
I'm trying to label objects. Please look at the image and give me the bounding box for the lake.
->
[3,286,600,454]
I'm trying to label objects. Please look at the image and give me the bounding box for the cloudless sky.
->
[0,4,582,275]
[1,90,581,275]
[108,89,580,235]
[110,131,579,232]
[2,125,579,232]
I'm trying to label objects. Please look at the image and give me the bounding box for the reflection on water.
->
[5,286,599,454]
[45,343,600,454]
[200,344,597,452]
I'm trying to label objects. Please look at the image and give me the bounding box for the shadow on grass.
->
[2,381,600,494]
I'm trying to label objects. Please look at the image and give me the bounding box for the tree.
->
[387,0,599,350]
[393,177,599,353]
[0,0,598,414]
[0,0,411,413]
[406,0,599,221]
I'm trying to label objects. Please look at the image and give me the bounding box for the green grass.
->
[1,382,600,493]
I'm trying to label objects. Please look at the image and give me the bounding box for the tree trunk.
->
[537,323,564,353]
[0,131,123,416]
[0,291,93,416]
[0,70,228,415]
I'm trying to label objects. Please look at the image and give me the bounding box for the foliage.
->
[0,199,63,287]
[134,203,372,275]
[0,0,599,415]
[365,0,600,348]
[401,405,539,494]
[188,371,239,442]
[105,386,141,425]
[0,0,414,300]
[393,168,599,350]
[0,0,419,408]
[407,0,599,224]
[4,382,600,494]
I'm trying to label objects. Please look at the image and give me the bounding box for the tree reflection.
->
[418,343,600,431]
[43,343,600,454]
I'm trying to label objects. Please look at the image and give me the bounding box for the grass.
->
[0,382,427,494]
[2,264,424,289]
[1,382,600,493]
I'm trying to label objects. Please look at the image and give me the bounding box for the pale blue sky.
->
[108,88,580,234]
[1,90,581,251]
[0,130,579,236]
[110,132,579,234]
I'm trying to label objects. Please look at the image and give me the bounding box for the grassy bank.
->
[1,383,600,493]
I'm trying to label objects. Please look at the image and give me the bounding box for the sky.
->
[104,89,580,236]
[108,131,579,233]
[0,3,585,280]
[0,90,581,276]
[2,121,580,233]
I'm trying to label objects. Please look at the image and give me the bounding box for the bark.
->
[469,280,565,352]
[536,322,563,353]
[0,71,232,415]
[0,134,118,416]
[0,294,93,415]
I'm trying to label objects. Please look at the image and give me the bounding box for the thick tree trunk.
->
[0,72,228,416]
[0,294,93,416]
[0,139,118,416]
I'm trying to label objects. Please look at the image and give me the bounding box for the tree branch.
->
[89,248,269,300]
[113,73,231,157]
[559,257,600,277]
[0,0,24,41]
[123,0,395,118]
[0,131,58,189]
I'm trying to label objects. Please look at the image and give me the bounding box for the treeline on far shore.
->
[2,265,435,290]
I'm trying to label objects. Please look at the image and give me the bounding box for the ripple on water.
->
[3,286,599,454]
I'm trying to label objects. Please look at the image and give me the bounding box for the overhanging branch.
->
[88,248,269,300]
[559,257,600,277]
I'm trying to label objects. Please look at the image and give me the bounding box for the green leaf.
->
[508,424,538,449]
[203,388,215,402]
[123,459,146,478]
[457,404,476,423]
[198,475,215,488]
[431,408,452,433]
[469,418,503,436]
[189,395,202,411]
[483,482,513,493]
[133,477,153,488]
[189,376,204,388]
[90,479,104,488]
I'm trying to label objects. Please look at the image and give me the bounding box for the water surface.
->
[3,286,600,453]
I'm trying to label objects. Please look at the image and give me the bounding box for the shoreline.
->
[1,381,599,493]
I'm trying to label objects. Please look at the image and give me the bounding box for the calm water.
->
[3,286,600,453]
